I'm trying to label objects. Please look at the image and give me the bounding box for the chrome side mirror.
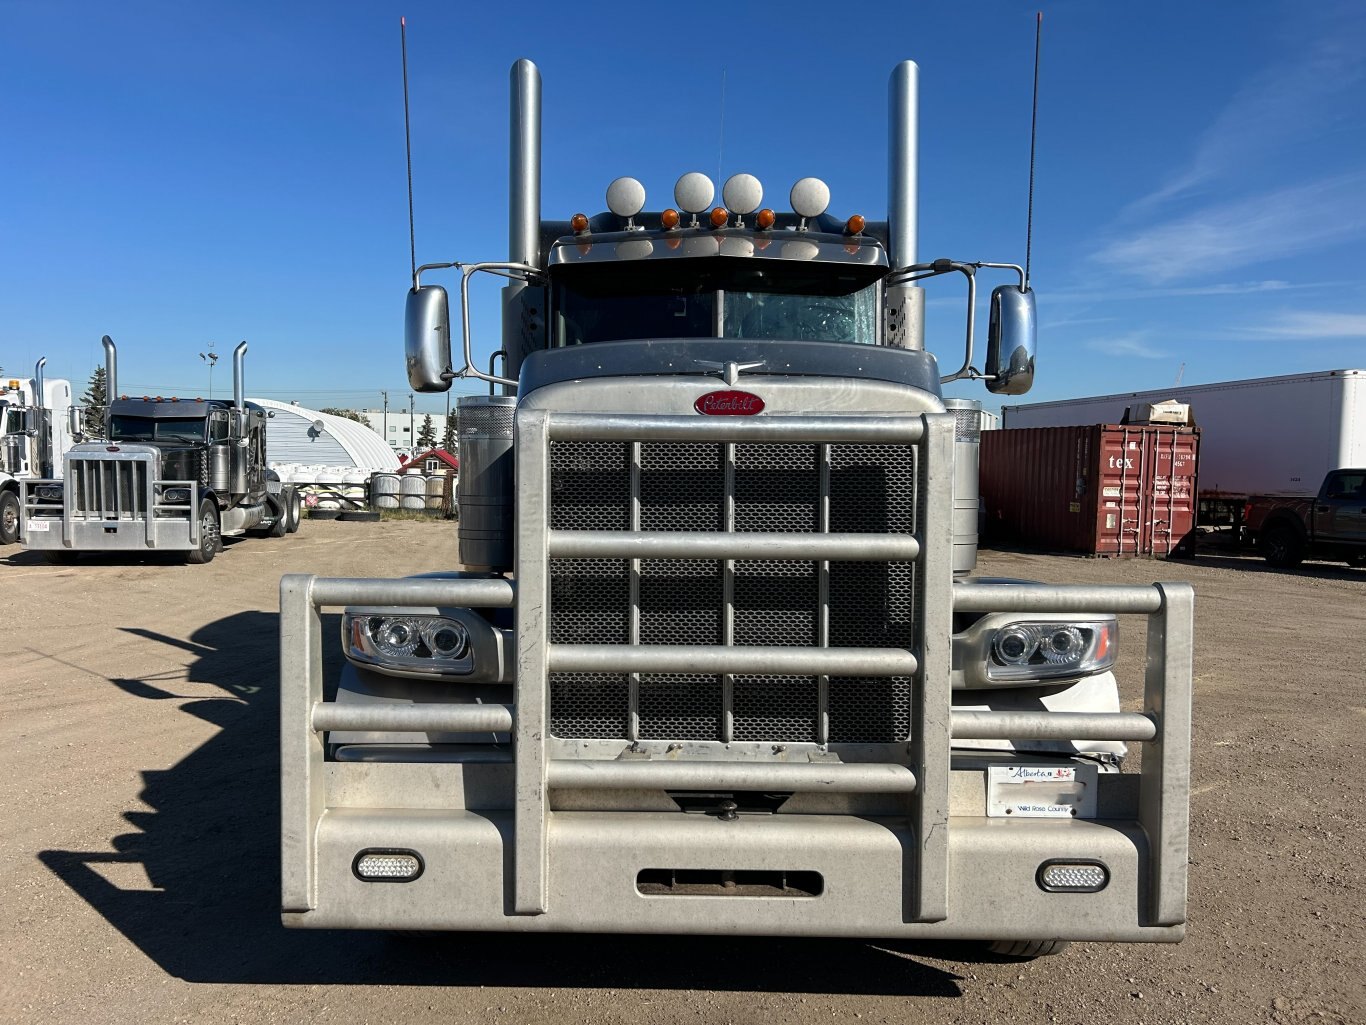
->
[985,285,1036,395]
[405,285,453,393]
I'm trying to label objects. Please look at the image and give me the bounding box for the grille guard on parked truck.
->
[280,411,1192,933]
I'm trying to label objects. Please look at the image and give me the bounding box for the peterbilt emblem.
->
[694,390,765,416]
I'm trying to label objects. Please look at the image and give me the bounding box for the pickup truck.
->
[1245,468,1366,568]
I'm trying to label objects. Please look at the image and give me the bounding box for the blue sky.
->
[3,1,1364,415]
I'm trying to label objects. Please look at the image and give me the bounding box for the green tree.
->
[441,414,456,454]
[320,407,371,429]
[417,413,437,449]
[82,366,108,439]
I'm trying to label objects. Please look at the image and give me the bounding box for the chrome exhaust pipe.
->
[102,335,118,400]
[33,357,47,410]
[233,341,248,408]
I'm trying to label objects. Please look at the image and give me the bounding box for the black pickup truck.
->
[1244,468,1366,568]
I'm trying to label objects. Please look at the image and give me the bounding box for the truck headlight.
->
[345,613,472,674]
[988,621,1116,682]
[161,487,192,503]
[36,484,63,501]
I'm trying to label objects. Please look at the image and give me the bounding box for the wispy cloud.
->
[1092,173,1366,283]
[1047,279,1311,306]
[1245,311,1366,339]
[1084,332,1167,360]
[1127,28,1366,213]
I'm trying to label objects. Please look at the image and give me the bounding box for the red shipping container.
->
[980,424,1200,557]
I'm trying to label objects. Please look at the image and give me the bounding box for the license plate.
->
[987,764,1099,818]
[26,519,50,532]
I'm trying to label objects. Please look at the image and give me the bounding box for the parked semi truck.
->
[280,60,1193,957]
[1245,468,1366,568]
[0,360,78,546]
[22,336,302,563]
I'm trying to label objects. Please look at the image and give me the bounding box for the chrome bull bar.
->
[280,410,1192,932]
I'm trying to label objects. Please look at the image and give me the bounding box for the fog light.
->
[353,849,424,882]
[1037,860,1109,892]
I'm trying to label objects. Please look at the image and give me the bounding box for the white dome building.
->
[252,398,400,482]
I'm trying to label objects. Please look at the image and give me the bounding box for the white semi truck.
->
[0,359,78,546]
[279,59,1194,958]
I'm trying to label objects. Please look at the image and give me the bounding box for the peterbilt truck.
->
[0,360,78,546]
[280,60,1193,958]
[23,336,301,563]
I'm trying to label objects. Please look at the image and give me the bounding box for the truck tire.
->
[1261,524,1304,568]
[285,489,302,534]
[0,490,19,546]
[986,939,1071,959]
[267,499,288,538]
[186,499,221,564]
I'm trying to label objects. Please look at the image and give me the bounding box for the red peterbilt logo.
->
[694,389,765,416]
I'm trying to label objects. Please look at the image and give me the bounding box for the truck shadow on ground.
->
[2,536,254,568]
[39,611,971,997]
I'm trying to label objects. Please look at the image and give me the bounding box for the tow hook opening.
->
[636,868,823,898]
[665,790,793,818]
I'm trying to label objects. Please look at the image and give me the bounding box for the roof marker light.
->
[756,208,776,230]
[570,212,590,234]
[709,206,729,229]
[845,214,866,236]
[661,208,680,230]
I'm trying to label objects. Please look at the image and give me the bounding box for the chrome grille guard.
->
[281,410,1192,931]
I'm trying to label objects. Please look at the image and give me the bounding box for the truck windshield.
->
[554,283,879,346]
[108,416,206,445]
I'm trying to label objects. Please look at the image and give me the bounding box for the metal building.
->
[252,398,400,480]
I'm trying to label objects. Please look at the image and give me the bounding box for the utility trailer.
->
[280,59,1193,958]
[23,336,301,563]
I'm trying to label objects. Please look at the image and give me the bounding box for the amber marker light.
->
[756,208,776,230]
[845,214,866,235]
[709,206,729,228]
[661,208,680,230]
[570,212,590,234]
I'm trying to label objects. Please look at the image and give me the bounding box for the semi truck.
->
[0,360,78,546]
[22,336,302,563]
[279,59,1193,958]
[1002,369,1366,526]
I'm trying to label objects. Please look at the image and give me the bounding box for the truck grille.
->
[547,440,916,744]
[68,457,151,520]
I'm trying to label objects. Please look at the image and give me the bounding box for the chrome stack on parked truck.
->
[23,336,301,563]
[280,59,1193,957]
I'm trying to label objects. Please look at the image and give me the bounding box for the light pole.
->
[409,393,415,450]
[381,390,389,448]
[198,347,219,399]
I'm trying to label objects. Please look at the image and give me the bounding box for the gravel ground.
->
[2,520,1363,1024]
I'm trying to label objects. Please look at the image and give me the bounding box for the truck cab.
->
[279,59,1193,958]
[22,337,299,563]
[0,362,76,546]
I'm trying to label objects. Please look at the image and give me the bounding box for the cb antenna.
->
[1024,10,1042,290]
[400,15,417,282]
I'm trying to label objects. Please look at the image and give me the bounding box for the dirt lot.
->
[2,520,1363,1025]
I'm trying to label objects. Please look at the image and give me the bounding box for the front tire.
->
[1261,524,1304,568]
[186,499,221,564]
[986,939,1071,959]
[0,490,20,546]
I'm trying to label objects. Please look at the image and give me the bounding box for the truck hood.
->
[68,442,204,483]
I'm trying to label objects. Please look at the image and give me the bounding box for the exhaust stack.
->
[509,58,542,270]
[33,357,47,410]
[233,341,248,409]
[102,335,118,400]
[887,62,925,351]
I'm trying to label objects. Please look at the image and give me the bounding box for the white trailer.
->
[1003,369,1366,500]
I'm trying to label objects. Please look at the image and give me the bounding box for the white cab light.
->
[606,177,647,219]
[1038,861,1109,892]
[354,850,424,881]
[722,173,763,216]
[790,177,831,219]
[674,172,715,213]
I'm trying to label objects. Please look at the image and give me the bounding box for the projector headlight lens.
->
[987,620,1116,681]
[344,612,477,676]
